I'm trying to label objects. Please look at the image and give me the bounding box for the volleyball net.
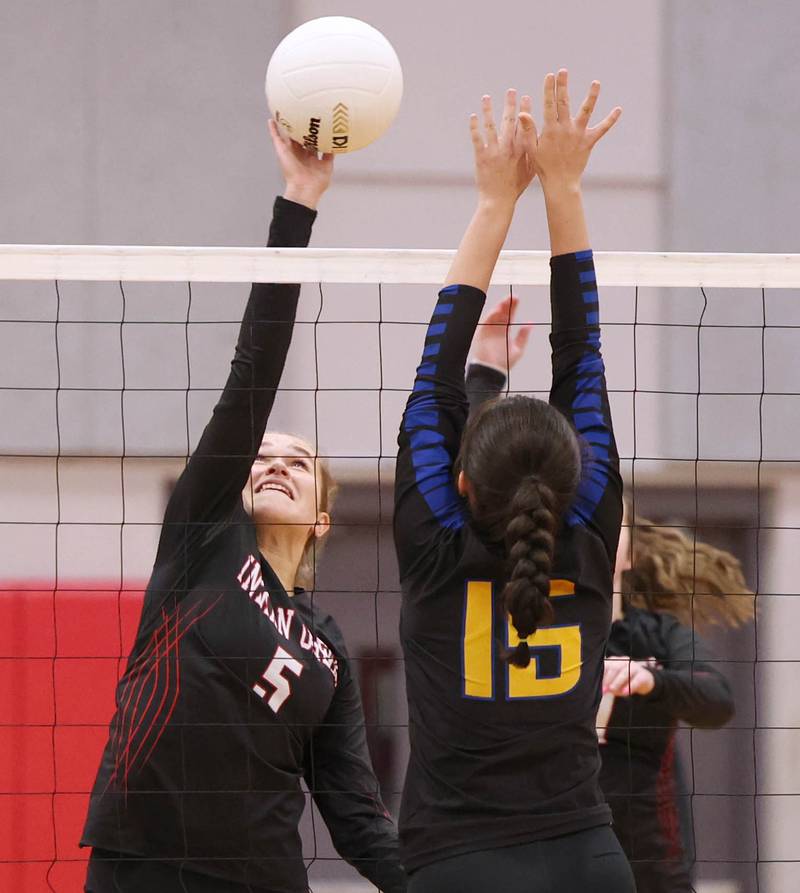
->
[1,246,799,893]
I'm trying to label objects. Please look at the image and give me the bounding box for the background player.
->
[393,73,634,892]
[598,504,754,893]
[81,122,405,893]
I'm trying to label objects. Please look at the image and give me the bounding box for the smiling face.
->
[243,432,329,537]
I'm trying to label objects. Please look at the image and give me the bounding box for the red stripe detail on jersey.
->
[106,611,168,793]
[114,603,195,786]
[110,595,221,789]
[112,605,175,767]
[656,735,683,862]
[121,610,173,782]
[132,595,222,773]
[138,608,184,770]
[114,608,174,790]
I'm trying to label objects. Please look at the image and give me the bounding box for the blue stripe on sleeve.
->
[410,428,446,450]
[401,284,467,531]
[572,392,602,410]
[404,405,438,429]
[576,354,604,375]
[417,469,451,495]
[411,444,449,470]
[584,429,612,447]
[576,375,602,392]
[573,409,605,433]
[413,379,435,392]
[566,249,613,529]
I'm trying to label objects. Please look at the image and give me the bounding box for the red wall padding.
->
[0,584,144,892]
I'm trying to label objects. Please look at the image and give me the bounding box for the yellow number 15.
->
[462,579,581,700]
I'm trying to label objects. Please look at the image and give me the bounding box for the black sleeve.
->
[465,362,507,416]
[549,250,623,561]
[306,653,406,893]
[154,197,316,567]
[645,623,735,728]
[393,285,486,576]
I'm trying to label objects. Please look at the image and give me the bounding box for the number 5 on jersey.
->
[462,579,581,700]
[254,646,304,713]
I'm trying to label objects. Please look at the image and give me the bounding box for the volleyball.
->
[265,16,403,154]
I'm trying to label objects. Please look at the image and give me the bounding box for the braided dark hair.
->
[458,395,581,668]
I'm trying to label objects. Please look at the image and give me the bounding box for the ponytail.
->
[502,477,559,668]
[457,395,582,669]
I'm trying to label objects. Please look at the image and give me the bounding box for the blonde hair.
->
[624,513,754,631]
[295,452,338,591]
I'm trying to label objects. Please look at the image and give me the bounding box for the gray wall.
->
[2,2,800,891]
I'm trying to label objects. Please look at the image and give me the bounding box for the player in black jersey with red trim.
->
[394,73,635,892]
[82,122,405,893]
[596,503,752,893]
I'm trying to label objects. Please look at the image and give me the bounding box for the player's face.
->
[243,432,328,535]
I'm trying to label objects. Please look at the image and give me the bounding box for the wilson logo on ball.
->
[303,117,322,152]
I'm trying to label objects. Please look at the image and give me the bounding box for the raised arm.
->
[465,294,532,414]
[156,124,332,564]
[522,70,623,558]
[394,90,535,573]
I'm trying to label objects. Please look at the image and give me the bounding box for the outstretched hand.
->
[518,70,621,191]
[470,89,536,208]
[268,118,333,210]
[472,295,532,374]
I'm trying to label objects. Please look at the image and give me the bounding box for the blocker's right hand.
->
[470,89,535,209]
[269,118,333,210]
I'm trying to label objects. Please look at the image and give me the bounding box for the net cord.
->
[2,246,800,287]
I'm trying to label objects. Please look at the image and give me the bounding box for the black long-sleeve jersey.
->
[465,364,737,892]
[393,251,623,873]
[81,197,404,893]
[599,608,735,893]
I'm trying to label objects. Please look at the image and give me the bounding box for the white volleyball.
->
[265,16,403,154]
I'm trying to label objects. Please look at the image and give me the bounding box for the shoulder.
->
[402,522,501,600]
[555,520,613,592]
[626,607,714,662]
[299,597,350,658]
[609,607,673,657]
[199,500,254,552]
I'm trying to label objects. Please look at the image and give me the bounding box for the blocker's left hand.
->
[470,89,536,207]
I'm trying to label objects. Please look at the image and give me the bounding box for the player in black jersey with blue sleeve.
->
[394,72,635,893]
[81,121,405,893]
